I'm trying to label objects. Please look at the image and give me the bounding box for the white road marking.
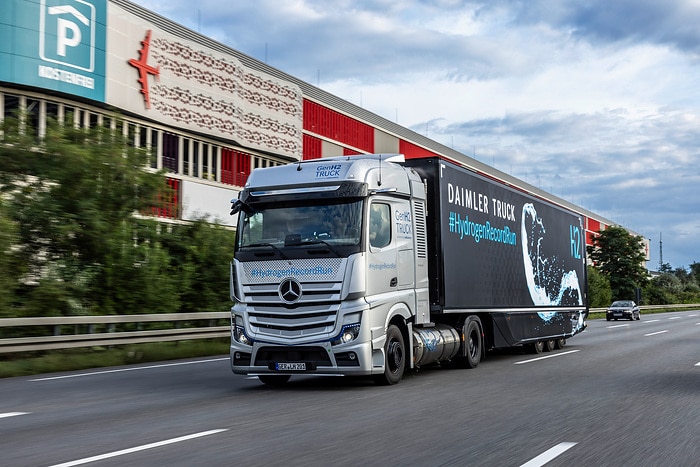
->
[667,316,681,320]
[606,324,630,328]
[30,357,229,381]
[0,412,30,418]
[519,442,578,467]
[48,429,228,467]
[514,350,580,365]
[695,362,700,367]
[643,319,660,323]
[644,330,669,337]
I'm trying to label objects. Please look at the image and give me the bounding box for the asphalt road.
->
[1,311,698,467]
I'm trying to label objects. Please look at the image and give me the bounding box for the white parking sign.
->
[39,0,96,72]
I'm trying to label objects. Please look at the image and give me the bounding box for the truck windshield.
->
[237,200,363,248]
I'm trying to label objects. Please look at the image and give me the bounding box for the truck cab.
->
[229,154,429,385]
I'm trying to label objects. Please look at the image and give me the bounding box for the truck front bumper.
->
[230,340,376,377]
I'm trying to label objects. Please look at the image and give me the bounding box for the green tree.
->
[689,262,700,286]
[159,218,233,314]
[587,226,648,301]
[0,199,23,317]
[587,265,612,307]
[0,117,167,316]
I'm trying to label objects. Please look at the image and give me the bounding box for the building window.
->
[162,132,178,173]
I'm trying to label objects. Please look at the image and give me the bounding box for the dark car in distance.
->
[606,300,641,321]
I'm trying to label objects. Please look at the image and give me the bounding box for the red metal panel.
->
[587,218,601,233]
[151,177,180,219]
[221,148,252,187]
[303,134,322,160]
[399,140,439,159]
[303,99,374,152]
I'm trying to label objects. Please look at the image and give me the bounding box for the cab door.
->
[366,197,415,296]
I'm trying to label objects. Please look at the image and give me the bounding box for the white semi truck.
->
[229,154,588,385]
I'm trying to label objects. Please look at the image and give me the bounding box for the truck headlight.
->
[232,316,253,346]
[331,323,361,346]
[234,325,253,345]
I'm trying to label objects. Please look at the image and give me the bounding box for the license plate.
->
[276,362,306,371]
[613,313,622,317]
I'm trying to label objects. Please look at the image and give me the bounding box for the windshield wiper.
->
[243,242,289,260]
[302,239,343,257]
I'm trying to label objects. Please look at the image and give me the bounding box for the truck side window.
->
[369,203,391,248]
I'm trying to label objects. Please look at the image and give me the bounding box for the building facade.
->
[0,0,647,257]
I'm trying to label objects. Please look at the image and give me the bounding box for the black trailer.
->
[405,157,588,352]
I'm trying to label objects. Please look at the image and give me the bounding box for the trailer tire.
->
[373,324,405,386]
[528,341,544,354]
[555,338,566,349]
[258,375,291,386]
[544,339,556,352]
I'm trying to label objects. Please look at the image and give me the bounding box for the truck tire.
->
[373,324,405,385]
[258,375,291,386]
[528,341,544,354]
[555,338,566,349]
[463,317,483,368]
[450,317,483,369]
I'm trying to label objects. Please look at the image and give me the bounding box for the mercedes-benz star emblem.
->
[279,278,302,304]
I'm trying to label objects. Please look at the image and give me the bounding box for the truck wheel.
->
[463,318,482,368]
[258,375,291,386]
[373,324,405,385]
[555,338,566,349]
[451,317,483,369]
[544,339,556,352]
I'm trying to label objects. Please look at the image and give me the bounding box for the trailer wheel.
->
[544,339,556,352]
[555,338,566,349]
[258,375,291,386]
[373,324,405,386]
[528,341,544,354]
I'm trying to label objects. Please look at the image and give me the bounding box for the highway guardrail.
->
[0,312,230,354]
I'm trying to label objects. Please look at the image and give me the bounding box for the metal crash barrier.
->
[0,312,230,354]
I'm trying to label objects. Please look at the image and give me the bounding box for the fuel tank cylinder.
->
[412,324,461,367]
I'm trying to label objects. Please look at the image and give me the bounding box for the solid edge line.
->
[519,442,578,467]
[0,412,30,418]
[48,429,228,467]
[30,357,229,381]
[514,349,580,365]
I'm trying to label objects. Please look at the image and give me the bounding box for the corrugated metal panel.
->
[303,134,322,160]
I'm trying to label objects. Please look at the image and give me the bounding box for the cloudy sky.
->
[132,0,700,270]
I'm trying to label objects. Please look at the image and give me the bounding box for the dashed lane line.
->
[514,350,580,365]
[644,330,669,337]
[48,429,228,467]
[30,358,229,382]
[519,442,578,467]
[0,412,30,418]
